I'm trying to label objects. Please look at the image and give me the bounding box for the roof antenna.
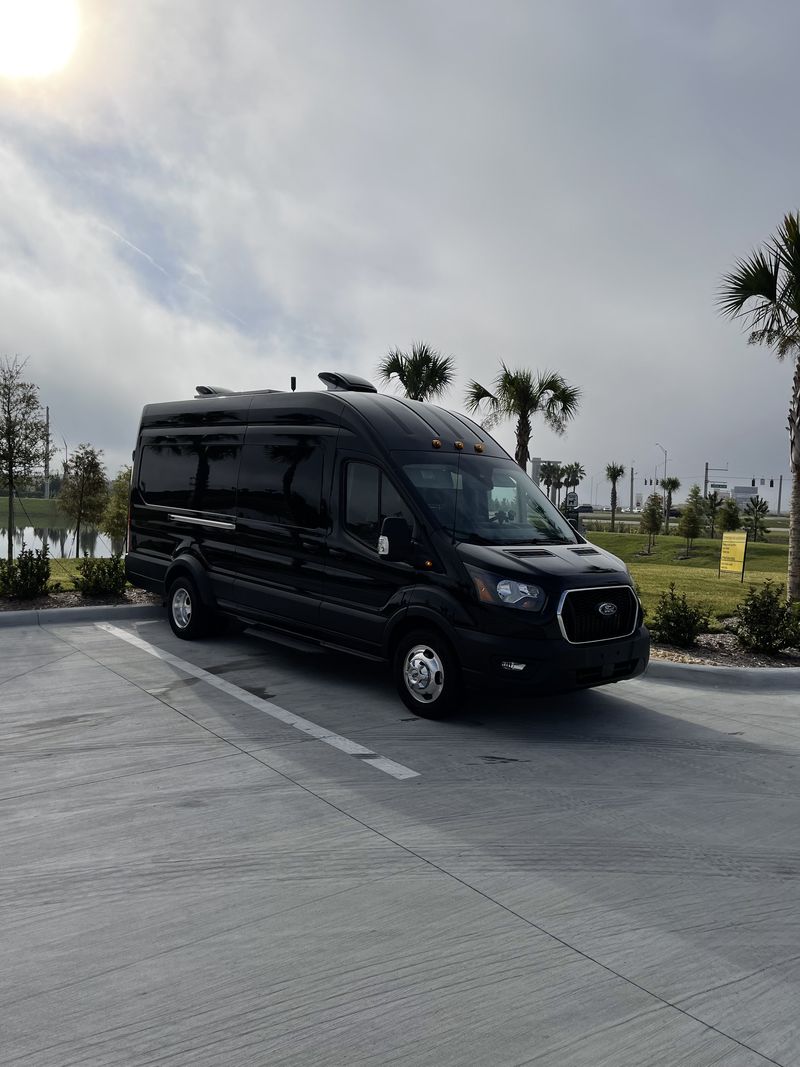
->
[290,376,297,392]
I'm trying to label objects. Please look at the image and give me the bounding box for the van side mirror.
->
[378,516,413,562]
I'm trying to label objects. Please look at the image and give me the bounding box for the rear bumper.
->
[456,625,650,692]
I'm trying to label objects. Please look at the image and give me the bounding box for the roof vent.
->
[318,371,377,393]
[195,385,235,397]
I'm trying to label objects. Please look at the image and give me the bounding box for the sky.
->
[1,0,798,508]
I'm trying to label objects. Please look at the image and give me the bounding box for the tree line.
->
[0,356,129,560]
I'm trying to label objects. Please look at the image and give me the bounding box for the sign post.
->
[719,531,748,582]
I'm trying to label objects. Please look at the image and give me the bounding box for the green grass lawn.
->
[588,531,789,626]
[0,497,66,525]
[46,558,84,591]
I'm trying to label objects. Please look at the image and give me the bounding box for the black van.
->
[126,372,649,716]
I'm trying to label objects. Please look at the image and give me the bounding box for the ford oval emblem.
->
[597,601,618,617]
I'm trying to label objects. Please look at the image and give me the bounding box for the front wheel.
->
[167,576,210,640]
[392,630,462,718]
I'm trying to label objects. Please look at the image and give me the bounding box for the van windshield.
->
[401,455,578,546]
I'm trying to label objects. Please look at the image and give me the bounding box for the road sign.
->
[709,483,727,489]
[565,491,579,508]
[719,531,748,581]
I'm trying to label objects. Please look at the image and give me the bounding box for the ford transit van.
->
[126,372,649,716]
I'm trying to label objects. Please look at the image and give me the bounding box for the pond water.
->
[0,527,122,559]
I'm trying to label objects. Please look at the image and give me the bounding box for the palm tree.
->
[706,490,722,539]
[743,495,770,543]
[719,212,800,602]
[465,365,581,470]
[539,461,561,502]
[561,462,585,497]
[659,476,681,534]
[377,342,455,402]
[605,462,625,531]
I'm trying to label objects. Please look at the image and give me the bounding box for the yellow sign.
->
[719,531,748,580]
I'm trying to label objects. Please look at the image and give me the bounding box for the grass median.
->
[588,532,788,627]
[0,497,65,525]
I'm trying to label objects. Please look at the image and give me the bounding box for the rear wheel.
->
[392,629,462,718]
[167,576,210,640]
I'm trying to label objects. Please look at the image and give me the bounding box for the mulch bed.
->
[651,631,800,669]
[0,589,161,612]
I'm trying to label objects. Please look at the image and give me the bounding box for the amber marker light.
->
[470,572,494,603]
[474,442,484,453]
[432,438,442,448]
[454,440,464,450]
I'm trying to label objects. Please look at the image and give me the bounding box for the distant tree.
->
[540,461,561,503]
[677,486,705,556]
[465,365,580,469]
[102,466,132,544]
[59,445,108,558]
[605,462,625,532]
[742,495,770,542]
[706,490,723,539]
[0,357,52,563]
[639,492,664,553]
[659,476,681,534]
[718,498,741,534]
[377,343,455,402]
[561,462,585,499]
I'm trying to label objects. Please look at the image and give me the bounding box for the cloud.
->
[0,0,798,504]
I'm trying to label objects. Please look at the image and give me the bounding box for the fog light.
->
[501,661,526,671]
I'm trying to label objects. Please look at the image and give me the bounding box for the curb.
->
[0,604,163,629]
[645,656,800,691]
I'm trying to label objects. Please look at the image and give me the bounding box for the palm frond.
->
[464,379,501,428]
[378,342,455,401]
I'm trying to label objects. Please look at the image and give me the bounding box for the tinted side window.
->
[346,463,380,544]
[237,435,324,528]
[193,434,241,513]
[139,434,241,512]
[139,435,199,509]
[345,463,414,549]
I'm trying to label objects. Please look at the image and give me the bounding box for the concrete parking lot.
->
[2,614,799,1066]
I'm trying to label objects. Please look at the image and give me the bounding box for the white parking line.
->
[96,623,420,781]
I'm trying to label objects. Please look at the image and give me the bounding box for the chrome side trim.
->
[556,584,639,645]
[168,514,236,531]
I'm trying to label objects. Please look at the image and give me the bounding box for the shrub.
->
[0,544,51,599]
[649,583,710,647]
[73,554,127,597]
[733,581,799,654]
[0,558,10,596]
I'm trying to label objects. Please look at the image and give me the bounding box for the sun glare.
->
[0,0,79,78]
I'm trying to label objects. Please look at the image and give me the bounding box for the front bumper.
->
[456,625,650,692]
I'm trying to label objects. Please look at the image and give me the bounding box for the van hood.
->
[456,541,629,581]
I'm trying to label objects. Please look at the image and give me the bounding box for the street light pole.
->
[655,442,667,521]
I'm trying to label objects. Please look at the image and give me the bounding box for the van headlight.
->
[467,567,545,612]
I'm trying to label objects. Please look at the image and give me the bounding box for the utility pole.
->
[629,465,634,512]
[44,406,50,499]
[703,461,728,498]
[777,474,783,515]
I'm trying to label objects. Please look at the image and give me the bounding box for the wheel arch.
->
[383,607,461,662]
[165,554,215,607]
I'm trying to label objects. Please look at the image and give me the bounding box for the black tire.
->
[166,575,210,640]
[392,629,462,718]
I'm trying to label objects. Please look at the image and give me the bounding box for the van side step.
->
[243,626,383,662]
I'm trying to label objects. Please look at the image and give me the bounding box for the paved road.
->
[2,617,799,1066]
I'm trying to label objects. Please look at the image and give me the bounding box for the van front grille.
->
[559,586,638,644]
